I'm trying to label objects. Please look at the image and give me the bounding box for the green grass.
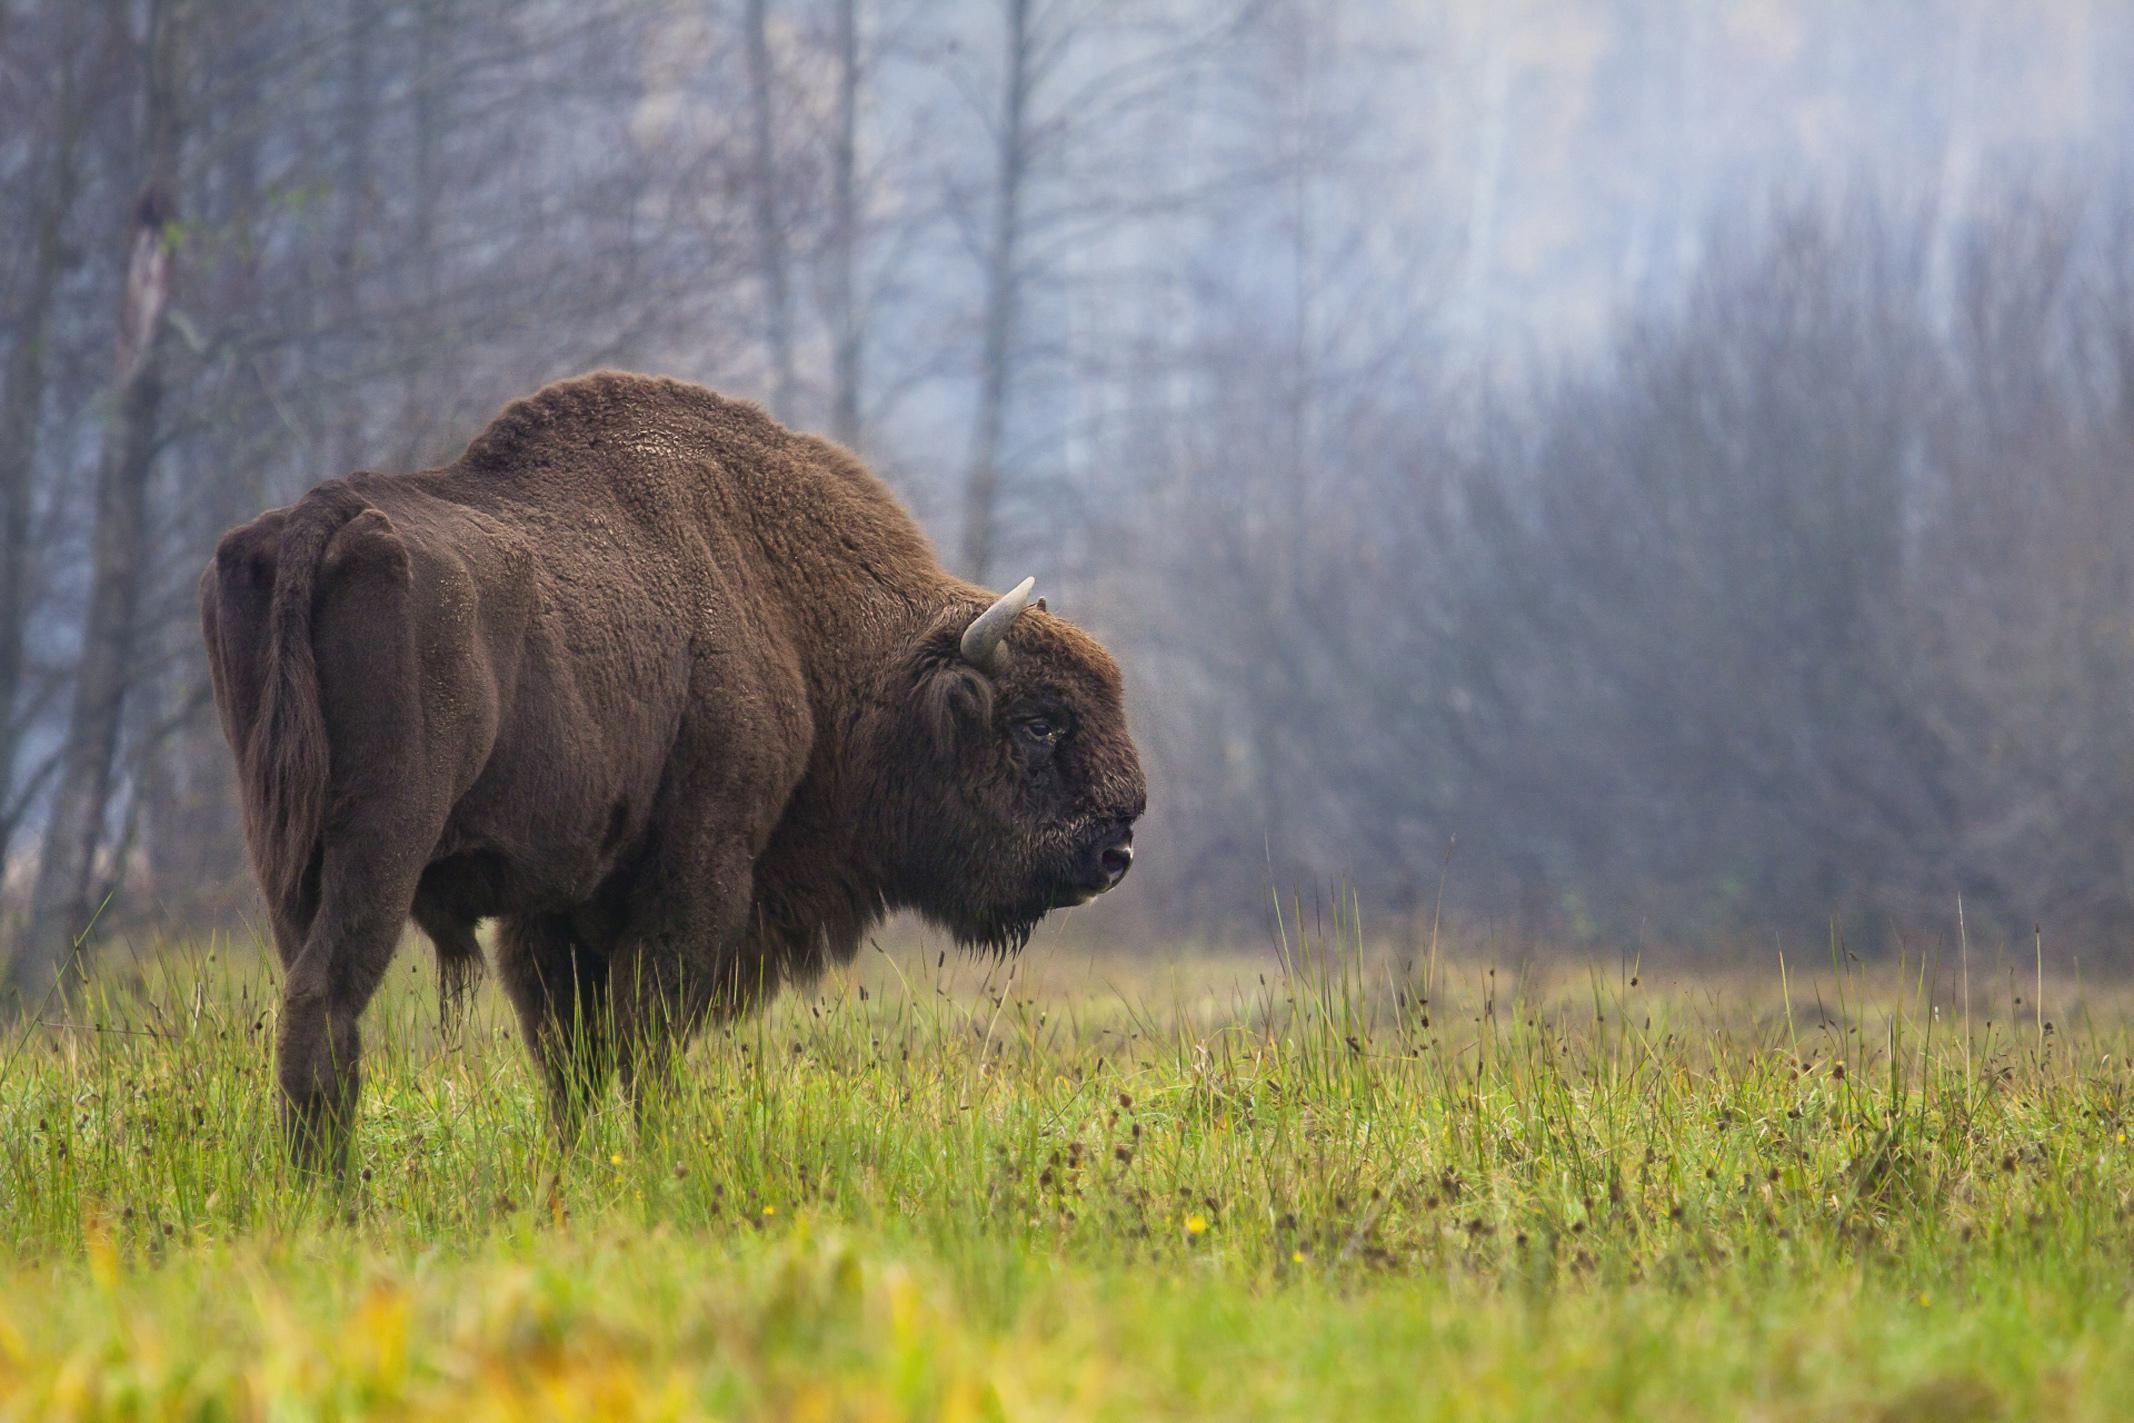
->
[6,916,2134,1419]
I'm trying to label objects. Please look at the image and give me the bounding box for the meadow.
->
[6,908,2134,1421]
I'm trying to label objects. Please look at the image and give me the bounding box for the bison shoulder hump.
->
[460,370,746,471]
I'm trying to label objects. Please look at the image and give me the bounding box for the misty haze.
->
[9,1,2133,979]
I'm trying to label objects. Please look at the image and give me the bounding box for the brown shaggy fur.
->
[201,372,1145,1169]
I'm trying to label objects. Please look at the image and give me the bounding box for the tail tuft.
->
[237,482,370,919]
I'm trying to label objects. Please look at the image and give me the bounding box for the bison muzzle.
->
[201,372,1145,1171]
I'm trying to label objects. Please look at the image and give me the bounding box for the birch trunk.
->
[15,0,184,998]
[959,0,1030,584]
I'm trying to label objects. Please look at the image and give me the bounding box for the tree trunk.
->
[0,43,87,915]
[826,0,863,447]
[745,0,796,416]
[329,0,377,472]
[14,0,183,999]
[959,0,1030,584]
[392,0,447,466]
[140,19,276,931]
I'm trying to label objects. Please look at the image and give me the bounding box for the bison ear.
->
[914,659,994,759]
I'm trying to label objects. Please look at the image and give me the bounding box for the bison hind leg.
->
[278,857,420,1178]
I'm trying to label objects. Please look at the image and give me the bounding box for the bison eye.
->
[1016,714,1067,749]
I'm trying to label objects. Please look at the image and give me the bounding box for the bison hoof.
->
[281,1092,357,1179]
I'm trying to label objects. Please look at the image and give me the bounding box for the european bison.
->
[201,372,1144,1170]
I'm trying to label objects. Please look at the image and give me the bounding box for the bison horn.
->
[960,576,1036,672]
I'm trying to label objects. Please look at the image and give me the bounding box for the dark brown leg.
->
[276,829,427,1176]
[497,912,614,1143]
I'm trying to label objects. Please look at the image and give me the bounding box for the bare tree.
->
[952,0,1260,582]
[825,0,863,445]
[18,0,185,993]
[326,0,378,472]
[746,0,799,416]
[4,0,2134,970]
[0,4,95,895]
[956,0,1029,582]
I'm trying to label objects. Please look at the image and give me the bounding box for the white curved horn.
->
[959,576,1036,672]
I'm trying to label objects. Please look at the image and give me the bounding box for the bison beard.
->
[201,372,1144,1171]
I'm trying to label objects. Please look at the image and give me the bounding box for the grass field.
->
[6,911,2134,1420]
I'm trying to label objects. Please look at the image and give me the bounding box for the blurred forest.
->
[5,0,2134,985]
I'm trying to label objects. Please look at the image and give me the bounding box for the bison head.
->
[870,577,1146,954]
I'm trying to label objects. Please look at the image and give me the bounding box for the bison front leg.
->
[608,838,759,1126]
[497,912,616,1144]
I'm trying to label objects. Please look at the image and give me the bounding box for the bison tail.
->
[242,482,372,921]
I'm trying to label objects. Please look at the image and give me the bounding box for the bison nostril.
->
[1099,842,1134,886]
